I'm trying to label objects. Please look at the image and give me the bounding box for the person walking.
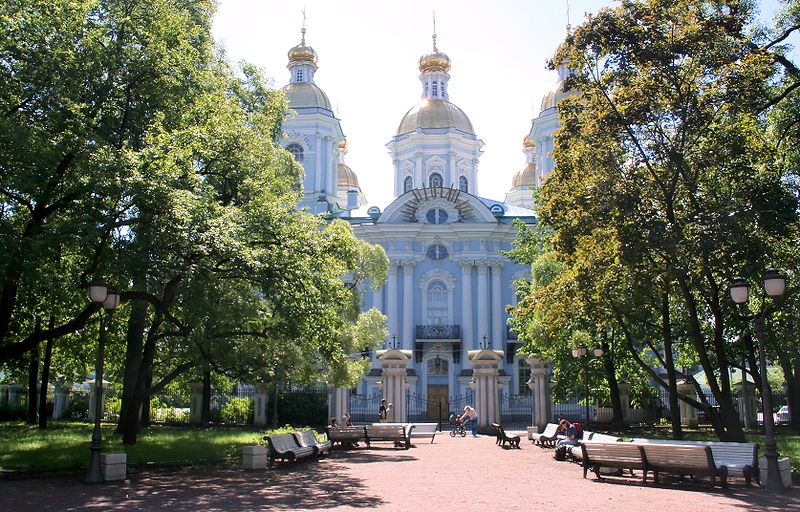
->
[379,399,388,422]
[462,406,478,437]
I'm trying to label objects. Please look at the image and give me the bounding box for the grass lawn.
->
[0,421,276,474]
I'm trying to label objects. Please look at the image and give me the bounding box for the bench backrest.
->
[639,443,717,470]
[366,424,406,437]
[539,423,559,436]
[293,430,319,448]
[327,426,366,440]
[409,423,438,434]
[588,432,623,443]
[267,433,301,454]
[630,439,756,466]
[582,442,644,464]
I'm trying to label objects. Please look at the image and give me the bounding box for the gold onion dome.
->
[419,34,450,73]
[337,163,360,189]
[288,29,317,64]
[523,136,535,148]
[338,139,348,150]
[396,100,474,135]
[512,163,537,188]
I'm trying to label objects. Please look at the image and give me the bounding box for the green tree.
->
[519,0,799,441]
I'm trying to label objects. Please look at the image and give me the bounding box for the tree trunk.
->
[38,329,55,429]
[116,297,147,434]
[201,370,211,424]
[141,369,153,427]
[601,335,623,430]
[26,346,39,424]
[779,354,800,431]
[661,291,682,440]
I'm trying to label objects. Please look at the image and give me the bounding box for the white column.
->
[460,261,473,362]
[386,262,399,342]
[254,384,269,427]
[491,261,503,348]
[328,386,350,425]
[415,151,423,187]
[476,261,489,347]
[401,260,415,349]
[527,357,552,430]
[449,151,457,187]
[314,134,322,194]
[393,158,401,196]
[328,137,336,196]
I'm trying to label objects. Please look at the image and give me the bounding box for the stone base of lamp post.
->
[759,456,792,489]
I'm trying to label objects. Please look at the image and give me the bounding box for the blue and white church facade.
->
[279,30,564,427]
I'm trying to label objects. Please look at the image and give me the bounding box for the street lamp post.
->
[572,344,603,427]
[729,269,787,491]
[84,280,120,484]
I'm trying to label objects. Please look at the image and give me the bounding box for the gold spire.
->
[288,23,317,64]
[419,18,450,74]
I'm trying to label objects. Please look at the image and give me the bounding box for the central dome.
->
[282,82,332,111]
[396,99,474,135]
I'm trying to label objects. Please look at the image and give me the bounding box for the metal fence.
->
[499,392,533,430]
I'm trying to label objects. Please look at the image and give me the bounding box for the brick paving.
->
[1,433,798,511]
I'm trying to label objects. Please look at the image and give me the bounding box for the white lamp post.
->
[729,269,786,491]
[84,280,120,483]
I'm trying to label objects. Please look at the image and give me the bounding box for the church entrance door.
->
[427,385,448,422]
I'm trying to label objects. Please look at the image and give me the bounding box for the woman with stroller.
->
[462,406,478,437]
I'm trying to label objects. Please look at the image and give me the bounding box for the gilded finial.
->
[432,11,438,51]
[301,7,307,45]
[566,0,572,34]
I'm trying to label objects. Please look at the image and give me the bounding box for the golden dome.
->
[337,163,360,189]
[338,139,348,150]
[419,50,451,73]
[419,34,451,73]
[396,99,474,135]
[523,136,535,148]
[288,29,317,64]
[512,163,537,188]
[282,82,332,110]
[540,80,578,112]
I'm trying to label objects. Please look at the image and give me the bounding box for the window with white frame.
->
[426,281,449,325]
[518,358,532,395]
[404,176,413,193]
[286,143,304,163]
[429,172,443,188]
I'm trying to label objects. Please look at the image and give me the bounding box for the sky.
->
[211,0,788,213]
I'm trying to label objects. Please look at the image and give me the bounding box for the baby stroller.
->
[448,413,467,437]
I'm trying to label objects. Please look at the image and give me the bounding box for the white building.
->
[279,29,563,423]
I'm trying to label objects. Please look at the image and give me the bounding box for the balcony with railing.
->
[415,325,461,340]
[506,325,518,341]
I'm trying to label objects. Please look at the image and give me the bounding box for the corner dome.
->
[282,82,332,111]
[512,163,537,188]
[523,136,535,148]
[337,163,360,189]
[419,50,451,73]
[396,99,474,135]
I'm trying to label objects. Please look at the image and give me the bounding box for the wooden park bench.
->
[294,430,332,458]
[636,442,728,488]
[408,423,438,444]
[568,431,623,462]
[263,433,316,468]
[326,426,367,448]
[365,423,413,449]
[529,423,561,447]
[492,423,521,448]
[580,442,648,482]
[630,438,758,485]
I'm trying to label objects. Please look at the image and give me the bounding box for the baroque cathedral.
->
[279,27,566,419]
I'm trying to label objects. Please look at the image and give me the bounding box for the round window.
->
[426,208,449,224]
[426,244,448,260]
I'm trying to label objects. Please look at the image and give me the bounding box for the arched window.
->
[426,280,449,325]
[429,173,443,188]
[286,143,304,163]
[459,176,468,192]
[403,176,413,193]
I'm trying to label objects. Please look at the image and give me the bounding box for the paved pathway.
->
[1,433,798,511]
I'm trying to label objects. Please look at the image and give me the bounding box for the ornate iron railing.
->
[415,324,461,339]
